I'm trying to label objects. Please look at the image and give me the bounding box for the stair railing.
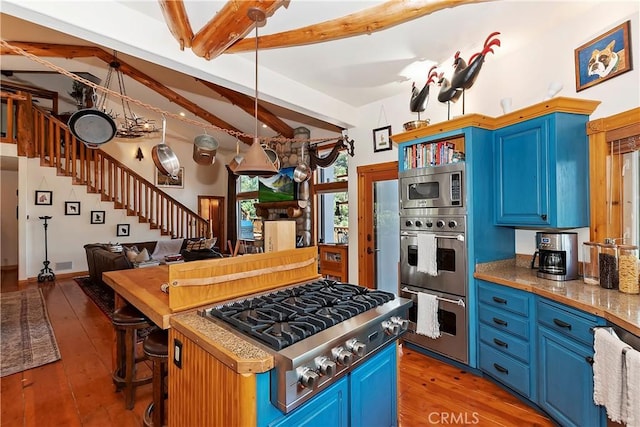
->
[1,94,210,239]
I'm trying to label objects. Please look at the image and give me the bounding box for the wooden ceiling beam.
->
[198,78,294,139]
[191,0,285,60]
[226,0,492,52]
[92,50,253,144]
[0,42,101,58]
[158,0,194,50]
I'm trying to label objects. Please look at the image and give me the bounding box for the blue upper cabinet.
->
[493,112,591,228]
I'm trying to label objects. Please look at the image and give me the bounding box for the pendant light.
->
[233,7,278,177]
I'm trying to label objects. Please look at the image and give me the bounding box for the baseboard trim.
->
[22,270,89,284]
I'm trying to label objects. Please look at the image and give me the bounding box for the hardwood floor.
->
[1,273,553,426]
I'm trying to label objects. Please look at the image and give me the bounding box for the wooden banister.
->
[0,95,210,239]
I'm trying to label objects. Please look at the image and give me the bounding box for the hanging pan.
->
[152,116,180,179]
[67,108,116,149]
[192,133,219,166]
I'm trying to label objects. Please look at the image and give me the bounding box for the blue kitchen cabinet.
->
[257,343,398,427]
[350,342,398,427]
[477,280,536,399]
[536,298,605,427]
[493,112,590,227]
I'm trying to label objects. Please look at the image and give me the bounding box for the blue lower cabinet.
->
[350,343,398,427]
[257,343,398,427]
[537,326,604,427]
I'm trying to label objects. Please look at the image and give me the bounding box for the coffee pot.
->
[533,232,578,281]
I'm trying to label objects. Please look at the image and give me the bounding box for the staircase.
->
[2,92,210,239]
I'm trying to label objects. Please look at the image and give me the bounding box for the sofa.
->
[84,238,222,287]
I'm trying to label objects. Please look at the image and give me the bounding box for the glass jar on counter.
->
[598,242,618,289]
[618,245,639,294]
[582,242,599,285]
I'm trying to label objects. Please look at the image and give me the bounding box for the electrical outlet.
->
[173,338,182,368]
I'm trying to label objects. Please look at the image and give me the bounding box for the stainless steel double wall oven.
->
[399,163,469,364]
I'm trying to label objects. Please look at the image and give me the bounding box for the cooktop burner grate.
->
[206,279,395,350]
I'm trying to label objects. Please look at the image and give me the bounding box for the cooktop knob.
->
[405,220,413,227]
[382,320,400,336]
[315,356,337,377]
[297,367,319,389]
[436,220,445,228]
[426,221,433,228]
[390,316,409,332]
[346,338,366,357]
[448,220,457,228]
[332,347,354,366]
[415,220,423,228]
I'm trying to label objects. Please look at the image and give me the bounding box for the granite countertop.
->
[475,258,640,336]
[169,312,274,374]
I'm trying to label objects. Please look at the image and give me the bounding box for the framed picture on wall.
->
[35,190,53,205]
[116,223,130,237]
[65,201,81,215]
[90,210,105,224]
[373,125,392,153]
[155,167,184,188]
[574,20,632,92]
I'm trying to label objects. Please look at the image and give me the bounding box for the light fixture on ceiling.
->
[100,54,158,139]
[233,7,278,177]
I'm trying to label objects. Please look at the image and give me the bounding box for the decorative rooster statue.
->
[410,66,438,113]
[450,32,501,91]
[436,71,464,104]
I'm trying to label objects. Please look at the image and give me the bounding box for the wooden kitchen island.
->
[103,247,400,426]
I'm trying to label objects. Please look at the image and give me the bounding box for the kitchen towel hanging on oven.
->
[417,233,437,276]
[416,292,440,338]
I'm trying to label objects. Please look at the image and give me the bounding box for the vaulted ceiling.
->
[0,1,600,152]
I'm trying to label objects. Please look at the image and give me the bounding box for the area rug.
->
[1,288,61,377]
[73,276,114,320]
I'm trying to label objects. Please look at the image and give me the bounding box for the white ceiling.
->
[0,1,603,151]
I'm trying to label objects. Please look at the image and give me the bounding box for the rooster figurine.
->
[410,66,438,113]
[436,71,464,104]
[450,32,501,91]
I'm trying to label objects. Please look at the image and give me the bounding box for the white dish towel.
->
[415,292,441,339]
[593,328,631,423]
[624,347,640,427]
[416,233,438,276]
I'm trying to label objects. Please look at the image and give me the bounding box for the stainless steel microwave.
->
[399,163,465,211]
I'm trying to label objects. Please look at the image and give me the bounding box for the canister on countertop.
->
[582,241,599,285]
[598,240,618,289]
[618,244,639,294]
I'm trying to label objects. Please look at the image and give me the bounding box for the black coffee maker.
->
[531,232,578,281]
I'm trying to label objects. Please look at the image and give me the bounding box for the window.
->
[236,175,259,241]
[315,150,349,244]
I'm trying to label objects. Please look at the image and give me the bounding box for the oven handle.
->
[401,287,466,308]
[401,232,465,241]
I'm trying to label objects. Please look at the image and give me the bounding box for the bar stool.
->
[142,329,169,427]
[111,305,153,410]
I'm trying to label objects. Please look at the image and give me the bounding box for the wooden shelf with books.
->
[401,135,465,170]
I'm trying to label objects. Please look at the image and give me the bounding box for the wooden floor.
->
[1,270,553,426]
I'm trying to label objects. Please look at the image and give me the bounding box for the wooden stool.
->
[142,329,169,427]
[111,305,153,410]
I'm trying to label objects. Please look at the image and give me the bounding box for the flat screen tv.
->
[258,167,297,202]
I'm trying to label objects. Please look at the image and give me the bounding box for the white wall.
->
[346,2,640,281]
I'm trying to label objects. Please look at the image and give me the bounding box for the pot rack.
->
[0,39,354,149]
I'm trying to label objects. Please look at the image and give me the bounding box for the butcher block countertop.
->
[475,258,640,336]
[170,312,274,374]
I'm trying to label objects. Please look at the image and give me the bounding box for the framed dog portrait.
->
[65,201,81,215]
[35,190,52,206]
[116,223,130,237]
[574,20,632,92]
[373,125,392,153]
[90,210,105,224]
